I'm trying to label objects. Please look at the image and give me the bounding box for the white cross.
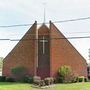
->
[40,36,48,54]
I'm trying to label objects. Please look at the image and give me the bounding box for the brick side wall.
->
[50,21,87,77]
[3,22,37,77]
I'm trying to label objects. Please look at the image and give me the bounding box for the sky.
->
[0,0,90,63]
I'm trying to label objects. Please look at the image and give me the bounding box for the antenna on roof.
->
[42,2,47,24]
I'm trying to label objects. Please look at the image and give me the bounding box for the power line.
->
[53,16,90,23]
[1,31,90,36]
[0,24,33,28]
[3,31,90,35]
[0,36,90,41]
[0,16,90,28]
[64,31,90,34]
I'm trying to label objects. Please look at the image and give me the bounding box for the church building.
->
[3,21,87,79]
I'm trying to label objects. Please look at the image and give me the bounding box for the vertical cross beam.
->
[40,36,48,54]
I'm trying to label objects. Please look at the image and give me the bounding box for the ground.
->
[0,82,90,90]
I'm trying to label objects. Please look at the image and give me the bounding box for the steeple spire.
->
[42,2,46,24]
[44,6,46,24]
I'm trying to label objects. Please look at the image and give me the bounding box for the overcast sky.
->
[0,0,90,63]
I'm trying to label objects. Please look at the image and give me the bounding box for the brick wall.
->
[3,21,87,79]
[3,22,37,77]
[50,21,87,77]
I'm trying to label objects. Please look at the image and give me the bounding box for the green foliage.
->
[71,76,78,83]
[76,76,88,82]
[58,65,75,83]
[11,66,26,75]
[0,76,6,82]
[88,76,90,80]
[11,66,27,81]
[57,76,64,83]
[78,76,84,82]
[58,65,72,77]
[84,77,88,82]
[23,76,33,83]
[0,76,15,82]
[6,77,15,82]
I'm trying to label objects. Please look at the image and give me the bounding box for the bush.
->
[71,76,78,83]
[76,76,88,82]
[23,76,33,83]
[6,77,15,82]
[58,65,72,77]
[78,76,84,82]
[88,76,90,80]
[11,66,27,81]
[11,66,26,75]
[84,77,88,82]
[58,65,74,83]
[56,76,64,83]
[0,76,6,82]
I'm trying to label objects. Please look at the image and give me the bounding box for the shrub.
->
[84,77,88,82]
[58,65,72,77]
[58,65,75,83]
[0,76,6,82]
[11,66,27,81]
[72,76,78,83]
[76,76,88,82]
[78,76,84,82]
[88,76,90,80]
[56,76,64,83]
[6,77,15,82]
[23,76,33,83]
[11,66,26,75]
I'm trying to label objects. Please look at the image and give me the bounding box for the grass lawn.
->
[0,82,90,90]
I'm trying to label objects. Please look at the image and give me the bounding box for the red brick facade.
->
[3,21,87,79]
[37,24,50,79]
[3,22,37,77]
[50,21,87,77]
